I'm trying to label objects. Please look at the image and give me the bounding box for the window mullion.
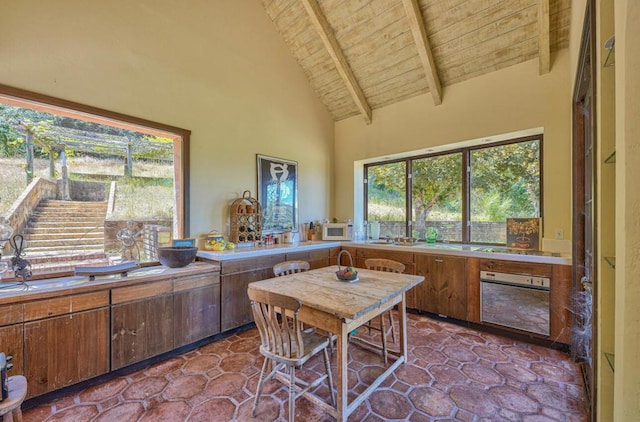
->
[462,150,470,244]
[406,159,412,238]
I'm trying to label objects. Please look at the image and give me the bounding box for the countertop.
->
[0,261,220,304]
[197,240,571,265]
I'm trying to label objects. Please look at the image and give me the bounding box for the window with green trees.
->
[366,161,406,239]
[364,136,541,244]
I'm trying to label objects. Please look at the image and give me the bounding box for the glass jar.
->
[425,227,438,243]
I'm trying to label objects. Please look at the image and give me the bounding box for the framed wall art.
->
[257,154,298,232]
[506,217,542,250]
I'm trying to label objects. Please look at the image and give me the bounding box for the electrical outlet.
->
[555,229,564,240]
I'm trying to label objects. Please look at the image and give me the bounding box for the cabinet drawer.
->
[356,248,414,265]
[220,254,285,275]
[24,291,109,321]
[111,280,173,304]
[479,259,552,277]
[173,273,220,293]
[0,304,24,326]
[285,249,330,262]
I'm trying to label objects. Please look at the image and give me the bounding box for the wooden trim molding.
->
[402,0,443,105]
[301,0,372,125]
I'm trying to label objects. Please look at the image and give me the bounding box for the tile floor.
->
[23,313,588,421]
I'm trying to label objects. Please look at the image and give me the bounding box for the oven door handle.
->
[480,278,550,291]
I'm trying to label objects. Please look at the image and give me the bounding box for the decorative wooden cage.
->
[229,190,262,246]
[142,224,172,260]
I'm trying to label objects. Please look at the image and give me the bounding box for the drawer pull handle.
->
[435,259,444,263]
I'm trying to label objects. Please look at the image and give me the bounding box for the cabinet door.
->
[0,324,24,375]
[415,254,467,319]
[111,295,174,370]
[174,284,221,347]
[24,308,109,398]
[221,268,271,331]
[434,256,467,320]
[414,254,435,313]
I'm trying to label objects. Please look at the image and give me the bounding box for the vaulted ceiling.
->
[260,0,571,124]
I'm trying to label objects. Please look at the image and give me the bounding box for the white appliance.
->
[322,223,352,241]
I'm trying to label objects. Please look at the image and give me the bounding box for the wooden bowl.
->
[157,247,198,268]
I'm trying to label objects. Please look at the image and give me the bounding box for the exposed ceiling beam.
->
[402,0,442,105]
[538,0,551,74]
[301,0,372,124]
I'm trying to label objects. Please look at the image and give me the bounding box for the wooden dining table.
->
[247,265,425,421]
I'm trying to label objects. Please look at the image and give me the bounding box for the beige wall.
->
[0,0,334,238]
[334,50,572,242]
[596,0,616,420]
[615,0,640,420]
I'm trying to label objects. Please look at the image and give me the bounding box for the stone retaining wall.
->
[2,178,58,253]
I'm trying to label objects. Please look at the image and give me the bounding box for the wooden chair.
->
[273,260,310,277]
[363,258,405,363]
[273,260,336,356]
[248,288,335,422]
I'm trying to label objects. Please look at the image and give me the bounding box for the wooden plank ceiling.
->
[260,0,571,123]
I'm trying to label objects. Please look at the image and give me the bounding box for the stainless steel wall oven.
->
[480,270,551,336]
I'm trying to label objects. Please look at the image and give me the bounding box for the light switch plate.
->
[555,229,564,240]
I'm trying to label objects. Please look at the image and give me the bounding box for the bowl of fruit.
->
[335,250,359,282]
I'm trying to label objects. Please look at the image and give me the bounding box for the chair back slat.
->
[273,260,310,277]
[248,288,305,358]
[364,258,405,274]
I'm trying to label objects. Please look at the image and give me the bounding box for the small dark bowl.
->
[157,246,198,268]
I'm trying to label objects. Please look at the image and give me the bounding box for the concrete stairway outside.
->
[19,199,111,273]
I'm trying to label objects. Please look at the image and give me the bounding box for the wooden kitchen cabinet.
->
[24,306,109,398]
[0,304,24,376]
[173,273,221,347]
[0,324,24,376]
[414,254,467,320]
[219,254,285,332]
[355,248,415,274]
[111,280,174,370]
[469,258,572,344]
[286,248,330,269]
[333,246,356,266]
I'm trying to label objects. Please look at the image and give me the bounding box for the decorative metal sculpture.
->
[117,220,142,262]
[9,234,31,283]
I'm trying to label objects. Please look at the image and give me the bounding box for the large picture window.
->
[364,135,541,245]
[366,161,406,238]
[0,84,189,279]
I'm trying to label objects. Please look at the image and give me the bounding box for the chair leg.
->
[252,357,270,417]
[288,366,296,422]
[380,315,388,364]
[387,311,396,343]
[322,347,336,406]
